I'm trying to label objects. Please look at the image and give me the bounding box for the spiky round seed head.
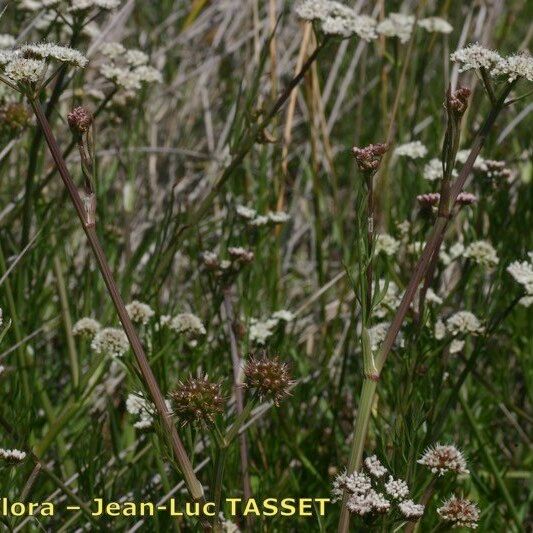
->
[67,106,93,134]
[171,376,225,426]
[244,356,293,406]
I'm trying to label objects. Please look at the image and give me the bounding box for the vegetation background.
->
[0,0,531,531]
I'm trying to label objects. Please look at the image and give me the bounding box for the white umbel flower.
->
[446,311,484,336]
[399,499,425,519]
[384,476,409,500]
[124,49,149,67]
[492,52,533,83]
[0,448,27,463]
[449,339,465,354]
[434,319,446,340]
[451,43,502,72]
[22,43,88,67]
[101,42,126,59]
[321,13,377,41]
[125,300,155,325]
[377,13,414,43]
[507,256,533,306]
[375,233,400,256]
[271,310,295,322]
[91,327,129,357]
[72,317,101,337]
[69,0,121,11]
[417,443,469,475]
[394,141,428,159]
[437,496,479,529]
[4,57,46,84]
[464,240,499,267]
[295,0,332,21]
[249,318,279,345]
[507,259,533,292]
[364,455,388,478]
[347,489,390,515]
[332,471,372,501]
[418,17,453,34]
[170,313,206,338]
[268,211,291,224]
[236,205,256,220]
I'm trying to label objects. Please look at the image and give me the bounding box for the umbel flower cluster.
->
[334,444,478,527]
[99,41,162,94]
[0,448,27,464]
[332,456,424,520]
[507,252,533,307]
[451,43,533,83]
[0,43,87,90]
[19,0,120,13]
[295,2,452,42]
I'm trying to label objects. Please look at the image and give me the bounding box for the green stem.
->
[338,378,377,533]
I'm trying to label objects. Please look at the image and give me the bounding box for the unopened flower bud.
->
[447,86,471,115]
[417,192,441,207]
[67,106,92,134]
[455,192,477,205]
[352,143,389,172]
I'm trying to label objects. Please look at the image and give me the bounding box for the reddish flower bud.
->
[417,193,441,207]
[352,143,389,172]
[67,106,92,134]
[455,192,477,205]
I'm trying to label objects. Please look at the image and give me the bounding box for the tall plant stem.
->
[338,378,377,532]
[28,100,207,513]
[338,82,515,533]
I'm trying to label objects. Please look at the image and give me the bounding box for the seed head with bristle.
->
[171,375,225,426]
[244,356,294,406]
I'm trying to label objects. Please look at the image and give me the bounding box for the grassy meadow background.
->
[0,0,532,531]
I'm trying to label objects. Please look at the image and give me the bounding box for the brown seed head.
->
[171,375,224,426]
[67,106,93,134]
[244,356,294,406]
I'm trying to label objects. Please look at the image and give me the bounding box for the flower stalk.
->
[28,99,207,515]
